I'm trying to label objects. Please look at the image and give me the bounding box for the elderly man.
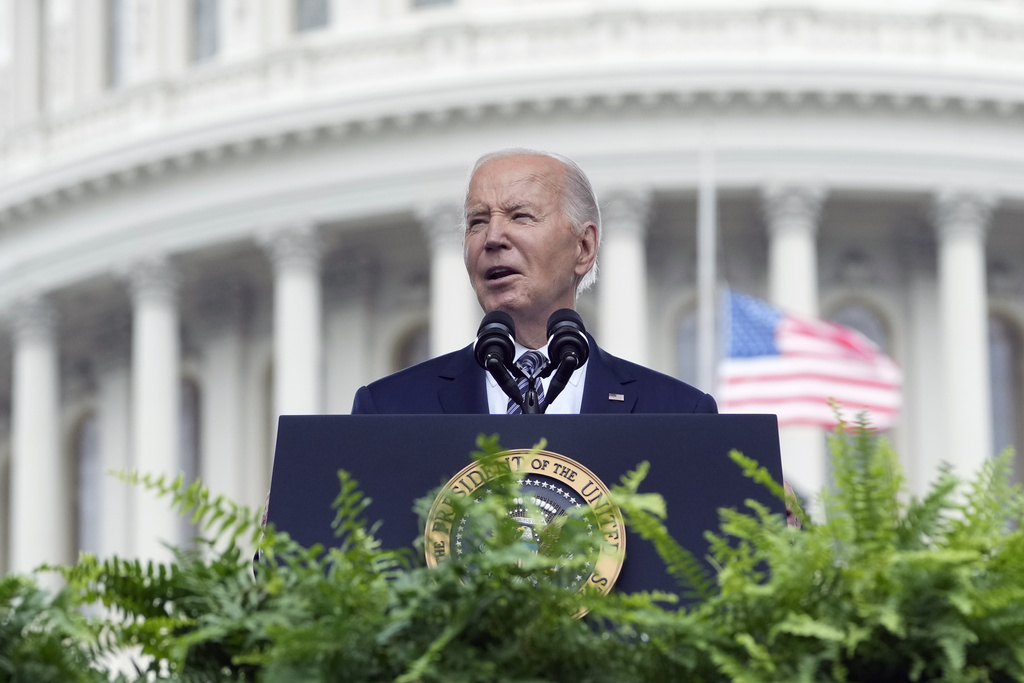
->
[351,149,717,415]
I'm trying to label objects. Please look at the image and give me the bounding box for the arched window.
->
[676,308,698,386]
[75,412,101,555]
[395,324,431,372]
[828,303,889,353]
[989,315,1022,472]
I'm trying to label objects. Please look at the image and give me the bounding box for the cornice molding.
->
[4,5,1024,225]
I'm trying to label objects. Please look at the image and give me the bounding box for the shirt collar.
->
[484,340,586,389]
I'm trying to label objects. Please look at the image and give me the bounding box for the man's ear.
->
[574,222,598,277]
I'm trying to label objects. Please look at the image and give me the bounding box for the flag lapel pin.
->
[608,393,625,402]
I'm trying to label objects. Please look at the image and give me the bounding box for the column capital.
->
[761,185,827,237]
[601,189,651,238]
[416,202,463,249]
[261,223,321,273]
[6,295,57,344]
[126,256,178,306]
[931,191,998,241]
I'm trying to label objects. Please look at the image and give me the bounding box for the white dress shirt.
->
[484,340,588,415]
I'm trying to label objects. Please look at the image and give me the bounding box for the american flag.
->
[717,291,902,430]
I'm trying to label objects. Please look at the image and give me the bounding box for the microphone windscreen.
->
[546,309,589,366]
[546,308,586,338]
[475,311,517,370]
[477,310,516,337]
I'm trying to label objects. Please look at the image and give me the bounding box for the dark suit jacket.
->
[351,335,717,415]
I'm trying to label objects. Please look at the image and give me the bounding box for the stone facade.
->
[1,0,1023,570]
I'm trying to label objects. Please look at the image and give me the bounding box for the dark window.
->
[179,379,201,546]
[76,413,101,554]
[296,0,329,32]
[107,0,125,87]
[990,315,1022,470]
[395,324,431,372]
[828,303,889,353]
[192,0,219,63]
[677,308,698,386]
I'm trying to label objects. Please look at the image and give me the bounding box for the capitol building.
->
[1,0,1023,574]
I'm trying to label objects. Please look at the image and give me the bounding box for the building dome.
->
[2,0,1023,570]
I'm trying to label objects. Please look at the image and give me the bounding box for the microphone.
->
[541,309,590,410]
[474,312,523,408]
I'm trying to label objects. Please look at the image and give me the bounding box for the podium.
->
[267,414,782,595]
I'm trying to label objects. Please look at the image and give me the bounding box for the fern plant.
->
[686,421,1024,683]
[6,418,1024,682]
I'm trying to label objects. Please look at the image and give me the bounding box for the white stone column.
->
[763,185,827,502]
[74,0,107,101]
[262,0,293,48]
[198,283,247,506]
[11,0,43,123]
[42,0,76,114]
[598,190,651,365]
[128,258,181,562]
[420,203,479,356]
[157,0,189,77]
[264,224,323,420]
[95,314,132,558]
[932,192,996,479]
[9,297,69,575]
[123,0,161,84]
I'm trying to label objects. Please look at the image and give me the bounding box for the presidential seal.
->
[424,449,625,607]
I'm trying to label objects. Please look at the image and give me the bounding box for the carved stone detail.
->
[762,185,827,238]
[601,190,651,239]
[6,296,57,344]
[126,257,178,306]
[260,224,321,273]
[931,192,998,242]
[417,203,464,249]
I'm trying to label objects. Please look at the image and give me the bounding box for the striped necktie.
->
[507,350,546,414]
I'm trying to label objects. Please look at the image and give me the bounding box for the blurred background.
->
[1,0,1023,573]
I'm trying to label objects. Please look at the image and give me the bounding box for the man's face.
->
[464,155,597,337]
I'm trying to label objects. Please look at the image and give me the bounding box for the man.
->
[351,148,717,415]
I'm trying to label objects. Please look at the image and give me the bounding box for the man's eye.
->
[512,213,533,221]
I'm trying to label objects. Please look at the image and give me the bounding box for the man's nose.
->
[483,217,511,249]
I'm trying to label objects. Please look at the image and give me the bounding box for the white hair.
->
[465,148,602,294]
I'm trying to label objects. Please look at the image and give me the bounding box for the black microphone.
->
[541,309,590,410]
[474,311,523,408]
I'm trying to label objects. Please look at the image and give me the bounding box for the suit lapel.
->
[580,337,638,414]
[437,345,488,414]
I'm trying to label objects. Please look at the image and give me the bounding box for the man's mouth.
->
[485,266,520,281]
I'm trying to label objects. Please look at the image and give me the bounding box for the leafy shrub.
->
[2,420,1022,682]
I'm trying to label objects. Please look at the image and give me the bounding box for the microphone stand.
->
[485,356,525,409]
[539,355,580,412]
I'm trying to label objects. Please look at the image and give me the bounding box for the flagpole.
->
[697,124,717,394]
